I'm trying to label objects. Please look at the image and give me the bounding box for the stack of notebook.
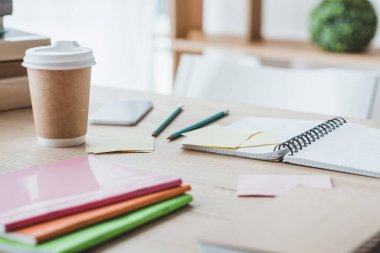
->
[0,29,50,111]
[0,156,192,252]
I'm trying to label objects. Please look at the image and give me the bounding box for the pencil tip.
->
[224,109,229,115]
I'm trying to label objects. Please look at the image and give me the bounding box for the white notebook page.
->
[182,117,323,161]
[229,117,321,155]
[284,123,380,177]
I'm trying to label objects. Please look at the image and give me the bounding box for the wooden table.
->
[1,87,380,253]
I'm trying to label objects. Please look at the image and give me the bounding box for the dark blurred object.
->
[310,0,378,53]
[0,0,13,36]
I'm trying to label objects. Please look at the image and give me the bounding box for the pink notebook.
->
[0,156,182,232]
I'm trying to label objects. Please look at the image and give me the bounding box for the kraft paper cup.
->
[22,41,96,147]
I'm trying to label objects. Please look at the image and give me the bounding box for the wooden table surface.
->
[1,86,380,253]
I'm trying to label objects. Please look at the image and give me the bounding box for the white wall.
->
[5,0,156,91]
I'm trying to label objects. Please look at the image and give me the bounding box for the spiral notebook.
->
[182,117,380,178]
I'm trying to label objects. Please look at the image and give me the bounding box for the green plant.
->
[310,0,378,52]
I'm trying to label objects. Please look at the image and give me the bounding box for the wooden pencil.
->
[152,105,183,137]
[167,110,229,141]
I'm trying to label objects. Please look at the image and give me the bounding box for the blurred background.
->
[3,0,380,120]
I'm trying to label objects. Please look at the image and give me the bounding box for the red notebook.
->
[0,156,181,232]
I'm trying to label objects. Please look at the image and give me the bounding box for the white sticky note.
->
[182,125,259,149]
[239,132,280,148]
[86,134,154,154]
[237,174,332,197]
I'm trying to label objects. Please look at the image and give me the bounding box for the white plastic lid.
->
[22,41,96,70]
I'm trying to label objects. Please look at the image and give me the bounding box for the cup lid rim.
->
[22,41,96,70]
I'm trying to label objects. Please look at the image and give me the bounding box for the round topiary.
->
[310,0,378,52]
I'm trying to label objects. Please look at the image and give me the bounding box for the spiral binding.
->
[274,117,346,156]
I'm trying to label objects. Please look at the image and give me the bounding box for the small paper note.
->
[182,125,259,149]
[86,134,154,154]
[237,174,332,197]
[238,132,280,148]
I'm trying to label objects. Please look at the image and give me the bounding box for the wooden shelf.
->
[170,0,380,77]
[173,34,380,70]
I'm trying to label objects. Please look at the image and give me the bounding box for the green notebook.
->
[0,194,192,253]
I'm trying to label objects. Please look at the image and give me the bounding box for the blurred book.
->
[0,28,50,111]
[0,60,26,79]
[0,28,50,61]
[0,76,30,111]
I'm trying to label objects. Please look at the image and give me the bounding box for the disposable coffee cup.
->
[22,41,96,147]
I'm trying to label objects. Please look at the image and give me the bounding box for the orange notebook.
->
[1,185,191,245]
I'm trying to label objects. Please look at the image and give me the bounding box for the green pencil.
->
[167,110,229,141]
[152,105,183,137]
